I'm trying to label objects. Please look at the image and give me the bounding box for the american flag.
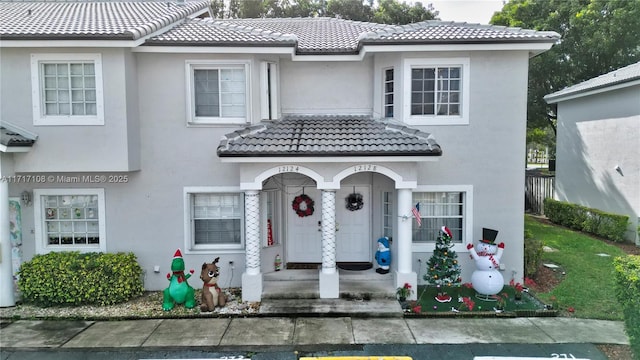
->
[412,202,422,227]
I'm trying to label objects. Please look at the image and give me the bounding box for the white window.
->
[34,189,106,253]
[382,191,394,238]
[31,53,104,126]
[260,61,279,120]
[186,60,250,125]
[403,58,470,125]
[262,190,281,247]
[411,185,473,252]
[383,68,394,118]
[184,187,244,252]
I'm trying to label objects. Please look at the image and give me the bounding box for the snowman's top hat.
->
[480,228,499,245]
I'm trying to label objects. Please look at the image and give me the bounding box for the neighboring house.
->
[545,61,640,245]
[0,0,559,306]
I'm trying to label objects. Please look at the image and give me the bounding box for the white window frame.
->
[261,189,281,247]
[183,186,245,254]
[185,60,251,126]
[402,58,470,126]
[260,61,280,120]
[34,188,107,253]
[30,53,104,126]
[383,67,395,118]
[382,191,394,239]
[411,185,473,253]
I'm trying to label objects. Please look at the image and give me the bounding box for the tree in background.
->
[214,0,437,25]
[373,0,437,24]
[210,0,225,18]
[326,0,373,21]
[491,0,640,146]
[227,0,240,18]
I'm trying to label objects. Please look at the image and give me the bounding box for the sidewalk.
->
[0,316,629,350]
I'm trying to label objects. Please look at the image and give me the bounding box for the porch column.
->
[396,188,417,300]
[0,174,15,307]
[242,190,262,302]
[319,189,339,298]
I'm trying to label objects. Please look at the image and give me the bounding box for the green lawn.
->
[525,215,627,320]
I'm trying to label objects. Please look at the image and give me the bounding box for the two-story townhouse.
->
[0,0,559,306]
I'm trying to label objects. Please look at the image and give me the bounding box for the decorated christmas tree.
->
[423,226,462,302]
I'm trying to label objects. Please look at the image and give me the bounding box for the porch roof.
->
[217,115,442,158]
[0,123,37,151]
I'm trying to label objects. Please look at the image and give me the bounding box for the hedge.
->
[613,255,640,360]
[544,198,629,242]
[18,251,144,307]
[524,229,543,277]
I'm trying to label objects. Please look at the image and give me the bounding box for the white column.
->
[321,190,337,274]
[397,189,413,273]
[242,190,262,302]
[0,173,15,307]
[319,189,339,298]
[396,188,417,300]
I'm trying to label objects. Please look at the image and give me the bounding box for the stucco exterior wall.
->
[280,58,373,115]
[4,47,534,290]
[555,85,640,243]
[1,48,140,172]
[403,50,530,284]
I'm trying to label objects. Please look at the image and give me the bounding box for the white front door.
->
[336,186,371,262]
[286,186,371,263]
[286,187,322,263]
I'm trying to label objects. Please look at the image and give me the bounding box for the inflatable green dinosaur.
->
[162,249,196,311]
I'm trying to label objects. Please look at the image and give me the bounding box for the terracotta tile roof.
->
[147,18,298,47]
[1,2,559,50]
[217,115,442,158]
[0,0,210,40]
[149,17,559,53]
[545,61,640,103]
[362,21,560,44]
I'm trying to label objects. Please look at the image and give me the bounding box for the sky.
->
[427,0,505,24]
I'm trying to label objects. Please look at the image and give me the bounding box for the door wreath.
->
[346,193,364,211]
[292,194,314,217]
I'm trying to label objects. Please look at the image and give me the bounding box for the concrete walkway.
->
[0,317,629,350]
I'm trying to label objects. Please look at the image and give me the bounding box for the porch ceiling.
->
[217,115,442,158]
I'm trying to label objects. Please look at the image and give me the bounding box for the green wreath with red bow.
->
[292,194,314,217]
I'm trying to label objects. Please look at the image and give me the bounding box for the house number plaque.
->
[353,164,377,173]
[278,165,300,173]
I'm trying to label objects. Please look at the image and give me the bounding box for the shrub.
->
[18,251,144,307]
[524,232,543,277]
[613,256,640,360]
[544,198,629,242]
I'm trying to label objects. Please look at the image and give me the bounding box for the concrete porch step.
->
[258,298,403,317]
[263,268,393,281]
[262,278,396,300]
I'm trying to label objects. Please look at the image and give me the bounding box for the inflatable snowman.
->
[467,228,504,296]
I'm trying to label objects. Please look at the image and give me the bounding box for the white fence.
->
[525,174,555,215]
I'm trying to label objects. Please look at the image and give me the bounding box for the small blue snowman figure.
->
[375,237,391,274]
